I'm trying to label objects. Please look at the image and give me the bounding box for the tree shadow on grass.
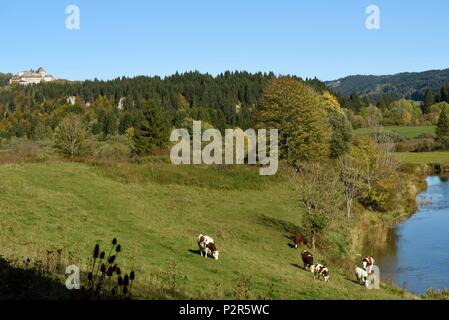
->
[258,214,308,246]
[258,214,302,234]
[0,257,76,300]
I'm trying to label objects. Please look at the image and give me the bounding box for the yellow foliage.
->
[321,91,343,113]
[178,94,190,110]
[125,127,135,140]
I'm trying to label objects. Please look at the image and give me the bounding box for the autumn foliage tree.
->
[348,137,400,211]
[256,77,331,166]
[54,114,92,158]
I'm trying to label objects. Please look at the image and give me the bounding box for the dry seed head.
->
[93,244,100,259]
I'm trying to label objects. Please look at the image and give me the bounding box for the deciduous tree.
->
[54,114,92,158]
[256,77,331,166]
[286,163,343,249]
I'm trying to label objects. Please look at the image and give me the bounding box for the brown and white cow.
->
[311,264,330,282]
[355,267,368,285]
[301,250,314,270]
[293,232,303,249]
[362,256,375,273]
[197,234,219,260]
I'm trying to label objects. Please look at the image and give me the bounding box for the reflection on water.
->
[364,176,449,295]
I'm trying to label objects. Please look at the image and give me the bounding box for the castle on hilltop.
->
[10,67,55,85]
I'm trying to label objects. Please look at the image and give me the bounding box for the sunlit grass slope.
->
[0,161,411,299]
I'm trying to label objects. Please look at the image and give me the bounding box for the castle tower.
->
[37,67,46,77]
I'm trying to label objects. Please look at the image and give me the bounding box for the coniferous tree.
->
[436,108,449,143]
[350,91,362,113]
[441,85,449,103]
[422,89,435,114]
[133,102,170,155]
[118,113,134,134]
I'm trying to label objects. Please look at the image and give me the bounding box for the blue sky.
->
[0,0,448,81]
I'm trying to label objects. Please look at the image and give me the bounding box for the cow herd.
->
[196,232,375,288]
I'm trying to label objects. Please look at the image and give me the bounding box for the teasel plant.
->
[84,238,136,300]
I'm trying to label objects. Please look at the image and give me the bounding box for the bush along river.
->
[367,176,449,295]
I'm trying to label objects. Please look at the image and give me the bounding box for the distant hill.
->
[326,69,449,100]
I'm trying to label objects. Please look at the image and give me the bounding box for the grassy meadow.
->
[0,159,412,300]
[395,152,449,165]
[355,126,436,139]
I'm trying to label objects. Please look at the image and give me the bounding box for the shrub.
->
[12,141,42,162]
[54,114,93,158]
[416,133,435,139]
[436,136,449,151]
[395,141,417,152]
[360,189,391,212]
[371,130,406,143]
[413,140,436,153]
[95,136,132,161]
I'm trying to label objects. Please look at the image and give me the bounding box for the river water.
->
[366,176,449,295]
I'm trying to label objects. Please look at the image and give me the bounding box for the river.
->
[366,176,449,295]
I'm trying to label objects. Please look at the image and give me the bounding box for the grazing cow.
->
[355,267,368,285]
[301,250,314,270]
[293,232,303,249]
[311,264,330,282]
[197,234,219,260]
[362,256,375,273]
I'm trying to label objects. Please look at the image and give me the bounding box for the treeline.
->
[0,71,327,140]
[333,83,449,129]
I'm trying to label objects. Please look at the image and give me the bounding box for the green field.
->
[396,152,449,165]
[355,126,436,139]
[0,161,411,300]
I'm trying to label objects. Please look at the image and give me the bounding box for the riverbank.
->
[353,162,449,298]
[353,163,428,241]
[369,175,449,297]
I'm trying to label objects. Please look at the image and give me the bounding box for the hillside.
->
[0,160,411,300]
[326,68,449,100]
